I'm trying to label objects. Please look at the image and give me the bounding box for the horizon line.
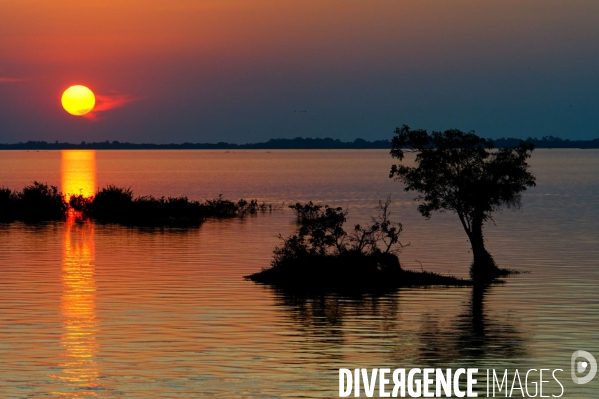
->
[1,135,598,150]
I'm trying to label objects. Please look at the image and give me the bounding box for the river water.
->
[0,149,598,398]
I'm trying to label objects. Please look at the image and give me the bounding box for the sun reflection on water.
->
[51,151,101,397]
[61,150,97,199]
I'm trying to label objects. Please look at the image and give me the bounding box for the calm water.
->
[0,149,598,398]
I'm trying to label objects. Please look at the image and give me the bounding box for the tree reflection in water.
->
[415,285,528,364]
[272,290,399,348]
[270,284,528,368]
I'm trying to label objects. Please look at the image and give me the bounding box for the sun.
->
[61,85,95,116]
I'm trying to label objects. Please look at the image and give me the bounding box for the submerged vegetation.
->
[0,182,272,226]
[246,199,470,293]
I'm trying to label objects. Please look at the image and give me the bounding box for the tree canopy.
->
[389,125,536,282]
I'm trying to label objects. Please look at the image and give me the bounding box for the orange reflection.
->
[61,150,97,199]
[51,152,101,397]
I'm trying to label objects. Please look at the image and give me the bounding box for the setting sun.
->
[61,85,95,116]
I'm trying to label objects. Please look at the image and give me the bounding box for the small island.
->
[248,127,536,292]
[245,200,471,293]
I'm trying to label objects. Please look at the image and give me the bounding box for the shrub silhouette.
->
[0,183,67,222]
[247,199,469,292]
[0,187,19,222]
[201,196,272,217]
[68,193,92,213]
[282,197,406,261]
[87,188,210,226]
[87,185,134,220]
[18,182,67,221]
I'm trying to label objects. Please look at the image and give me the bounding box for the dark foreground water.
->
[0,149,598,398]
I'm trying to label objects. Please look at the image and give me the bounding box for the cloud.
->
[0,77,27,83]
[82,93,138,120]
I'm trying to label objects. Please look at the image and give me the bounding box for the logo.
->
[571,350,597,384]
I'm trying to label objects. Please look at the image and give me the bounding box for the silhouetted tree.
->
[389,125,536,282]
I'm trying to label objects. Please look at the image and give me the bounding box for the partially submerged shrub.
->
[276,197,406,266]
[289,201,323,222]
[236,198,273,215]
[0,187,19,222]
[202,195,240,217]
[83,188,204,226]
[69,194,92,213]
[88,185,134,220]
[0,183,67,222]
[18,182,68,221]
[201,195,273,218]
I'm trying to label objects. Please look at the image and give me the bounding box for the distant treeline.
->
[1,136,598,150]
[491,136,599,149]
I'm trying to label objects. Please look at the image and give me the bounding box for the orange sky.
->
[1,0,598,143]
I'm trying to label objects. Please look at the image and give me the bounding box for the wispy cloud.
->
[0,76,27,83]
[83,93,138,120]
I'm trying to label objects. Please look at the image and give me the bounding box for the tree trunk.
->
[467,216,499,283]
